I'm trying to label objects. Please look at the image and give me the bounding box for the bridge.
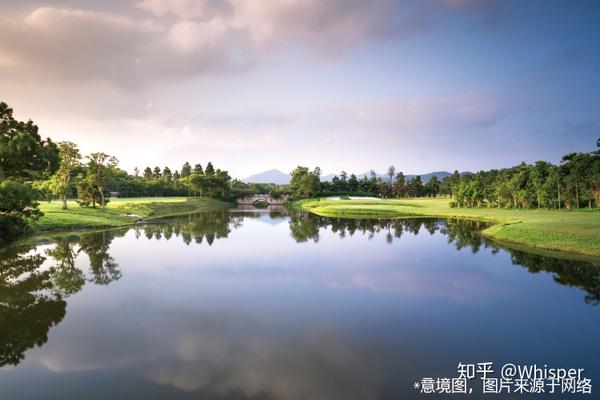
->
[236,194,288,206]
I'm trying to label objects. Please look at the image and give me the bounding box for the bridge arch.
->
[236,194,288,206]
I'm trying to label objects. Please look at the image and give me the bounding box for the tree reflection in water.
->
[133,210,244,246]
[288,212,600,305]
[1,211,599,369]
[0,230,122,367]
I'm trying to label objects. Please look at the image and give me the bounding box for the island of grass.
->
[293,197,600,258]
[33,197,232,233]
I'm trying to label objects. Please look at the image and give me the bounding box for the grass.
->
[34,197,232,232]
[293,197,600,258]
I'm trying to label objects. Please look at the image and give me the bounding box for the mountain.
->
[321,171,456,183]
[242,169,290,184]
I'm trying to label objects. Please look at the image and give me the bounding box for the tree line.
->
[451,145,600,209]
[0,101,234,240]
[289,140,600,210]
[289,166,455,199]
[38,148,234,206]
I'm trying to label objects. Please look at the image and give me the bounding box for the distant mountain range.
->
[242,169,465,184]
[242,169,291,184]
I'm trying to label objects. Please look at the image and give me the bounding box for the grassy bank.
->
[34,197,232,232]
[294,198,600,258]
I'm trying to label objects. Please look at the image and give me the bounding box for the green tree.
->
[394,172,405,197]
[0,102,59,241]
[0,102,58,179]
[205,162,215,176]
[162,166,172,183]
[152,166,161,180]
[181,162,192,177]
[387,165,395,185]
[49,141,81,209]
[348,174,359,192]
[290,166,321,198]
[143,166,153,180]
[83,153,118,208]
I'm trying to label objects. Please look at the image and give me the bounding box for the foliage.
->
[0,102,59,241]
[0,180,42,239]
[0,102,59,180]
[0,231,122,366]
[49,141,81,209]
[452,142,600,209]
[290,166,321,198]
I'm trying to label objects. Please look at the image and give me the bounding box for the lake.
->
[1,209,599,399]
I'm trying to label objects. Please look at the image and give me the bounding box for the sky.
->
[0,0,599,178]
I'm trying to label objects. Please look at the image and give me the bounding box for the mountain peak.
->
[242,169,290,184]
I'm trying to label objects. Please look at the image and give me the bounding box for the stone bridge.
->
[236,194,288,206]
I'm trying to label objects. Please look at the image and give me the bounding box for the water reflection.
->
[289,213,600,304]
[289,212,490,250]
[0,231,123,367]
[0,210,599,399]
[0,246,66,366]
[134,210,243,245]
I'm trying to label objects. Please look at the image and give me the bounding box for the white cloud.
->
[137,0,233,19]
[167,18,229,54]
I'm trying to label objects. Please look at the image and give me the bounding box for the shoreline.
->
[293,197,600,259]
[26,197,232,238]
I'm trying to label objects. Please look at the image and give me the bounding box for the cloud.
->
[0,1,434,90]
[0,6,250,89]
[0,8,163,85]
[137,0,234,20]
[339,92,512,132]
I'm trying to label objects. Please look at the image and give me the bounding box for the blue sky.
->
[0,0,598,177]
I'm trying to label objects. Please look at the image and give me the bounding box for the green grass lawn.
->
[294,197,600,258]
[35,197,231,232]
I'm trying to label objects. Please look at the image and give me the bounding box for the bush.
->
[0,180,42,241]
[253,200,269,208]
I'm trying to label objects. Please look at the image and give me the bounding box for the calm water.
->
[1,209,599,399]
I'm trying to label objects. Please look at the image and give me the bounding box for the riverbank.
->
[34,197,232,233]
[293,198,600,258]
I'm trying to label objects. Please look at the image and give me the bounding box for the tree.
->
[387,166,395,185]
[0,180,42,239]
[205,162,215,176]
[133,167,139,177]
[394,172,405,197]
[143,167,153,180]
[162,166,172,183]
[407,176,423,197]
[0,102,59,241]
[0,102,59,179]
[83,153,118,208]
[348,174,359,192]
[290,166,321,198]
[193,163,203,174]
[181,162,192,177]
[152,166,161,180]
[425,176,440,197]
[49,141,81,209]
